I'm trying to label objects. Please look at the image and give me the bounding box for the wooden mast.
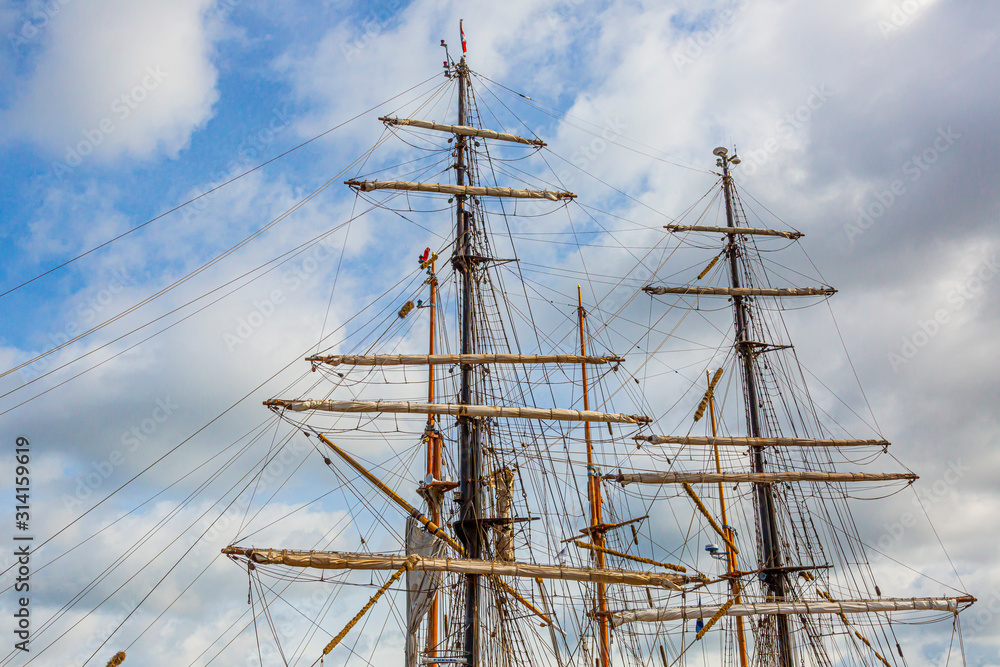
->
[425,252,440,667]
[717,146,794,666]
[707,370,748,667]
[579,286,610,667]
[454,33,483,667]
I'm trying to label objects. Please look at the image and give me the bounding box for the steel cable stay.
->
[16,51,975,667]
[0,215,370,411]
[0,246,445,601]
[0,249,440,656]
[104,425,373,666]
[0,72,451,301]
[0,414,275,601]
[471,70,713,175]
[0,131,398,386]
[0,420,282,659]
[7,429,306,666]
[1,228,350,415]
[9,107,473,422]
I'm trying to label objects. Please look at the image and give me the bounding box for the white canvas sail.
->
[406,516,447,667]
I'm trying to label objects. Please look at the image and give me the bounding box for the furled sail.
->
[405,516,446,667]
[307,353,623,366]
[610,471,917,485]
[606,596,974,627]
[490,468,516,562]
[221,548,700,590]
[266,399,651,424]
[665,224,804,239]
[643,286,836,297]
[379,116,546,146]
[634,435,890,448]
[345,179,576,201]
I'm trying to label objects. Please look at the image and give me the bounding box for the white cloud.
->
[2,0,999,664]
[1,0,220,163]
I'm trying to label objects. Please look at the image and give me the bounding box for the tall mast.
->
[425,252,440,667]
[579,286,610,667]
[707,370,748,667]
[716,146,794,667]
[454,39,483,667]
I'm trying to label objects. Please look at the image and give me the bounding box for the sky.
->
[0,0,998,666]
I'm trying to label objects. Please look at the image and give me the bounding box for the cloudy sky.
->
[0,0,997,666]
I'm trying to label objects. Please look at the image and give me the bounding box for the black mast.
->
[454,43,483,667]
[716,146,794,667]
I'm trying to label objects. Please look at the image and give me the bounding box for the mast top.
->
[715,146,742,168]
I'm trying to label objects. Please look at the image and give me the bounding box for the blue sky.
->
[0,1,998,666]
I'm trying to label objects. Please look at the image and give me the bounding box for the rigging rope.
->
[318,557,415,660]
[0,72,446,301]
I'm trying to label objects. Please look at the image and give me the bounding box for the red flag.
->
[460,22,467,54]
